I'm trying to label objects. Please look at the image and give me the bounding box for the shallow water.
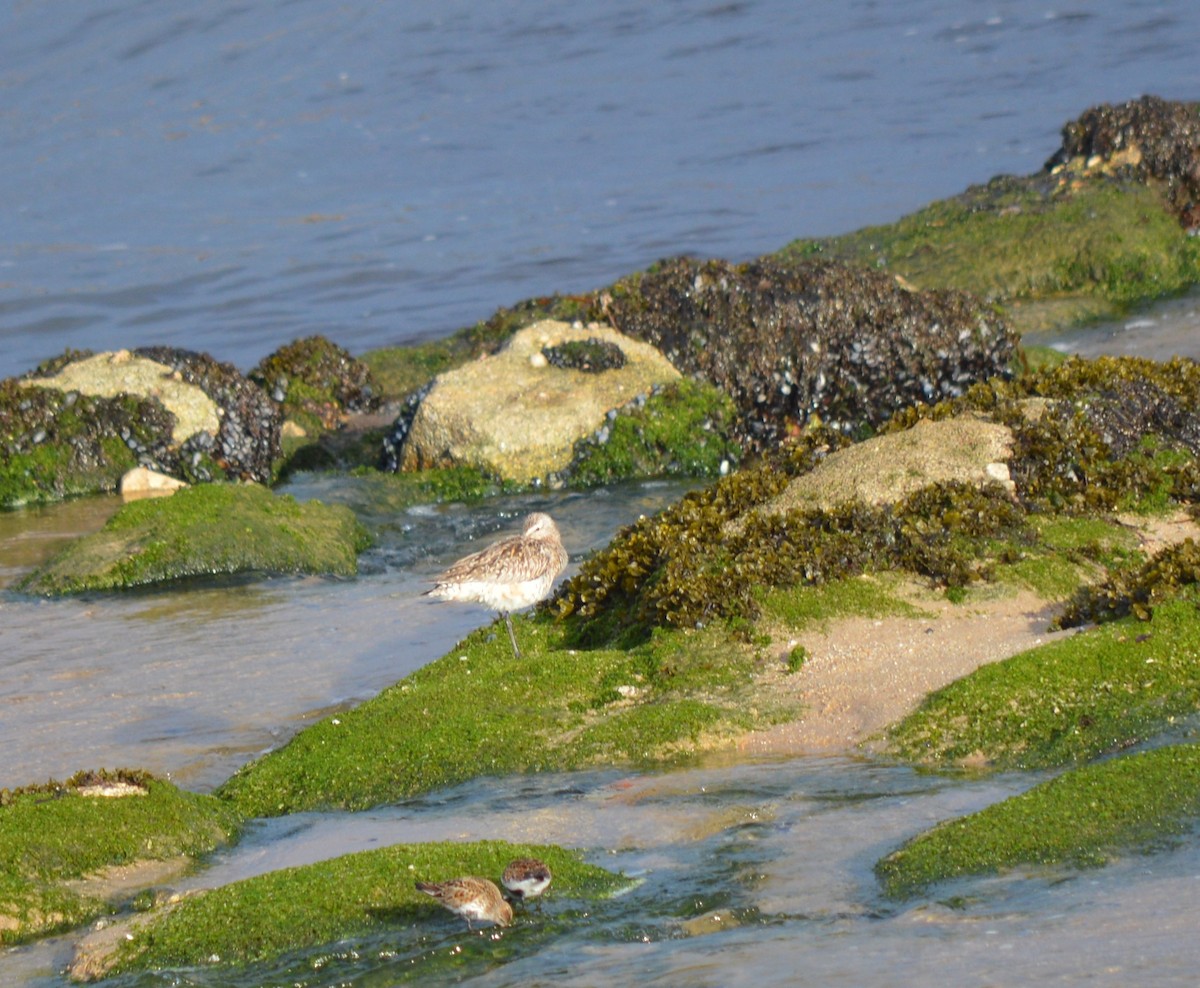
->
[5,1,1200,984]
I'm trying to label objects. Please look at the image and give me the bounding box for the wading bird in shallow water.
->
[424,512,568,658]
[415,876,514,929]
[501,857,553,903]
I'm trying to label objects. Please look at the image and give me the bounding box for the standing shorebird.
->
[424,512,568,658]
[501,857,552,903]
[415,876,513,929]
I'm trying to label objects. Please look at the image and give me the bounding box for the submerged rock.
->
[600,256,1016,450]
[16,482,369,595]
[395,320,681,484]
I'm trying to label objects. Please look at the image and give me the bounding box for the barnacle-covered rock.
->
[4,348,281,506]
[132,347,281,484]
[394,320,681,485]
[1047,94,1200,228]
[250,335,379,432]
[599,256,1016,450]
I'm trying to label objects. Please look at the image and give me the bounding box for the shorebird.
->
[415,876,513,929]
[501,857,553,903]
[424,512,568,658]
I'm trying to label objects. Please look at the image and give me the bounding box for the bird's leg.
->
[503,612,521,658]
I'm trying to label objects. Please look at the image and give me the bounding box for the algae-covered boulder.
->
[1,376,179,508]
[556,355,1200,642]
[600,256,1016,449]
[876,743,1200,899]
[3,348,281,507]
[250,334,380,431]
[0,769,241,947]
[69,840,627,982]
[395,320,683,484]
[1049,94,1200,228]
[780,98,1200,335]
[17,481,369,595]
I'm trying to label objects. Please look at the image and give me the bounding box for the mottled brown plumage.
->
[501,857,552,902]
[415,876,513,929]
[424,512,568,657]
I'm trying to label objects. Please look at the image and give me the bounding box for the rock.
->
[757,415,1016,516]
[119,466,188,500]
[250,335,379,432]
[395,320,681,484]
[600,256,1016,451]
[22,351,220,443]
[16,482,370,595]
[8,348,281,501]
[1047,94,1200,228]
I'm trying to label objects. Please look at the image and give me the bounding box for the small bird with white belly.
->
[424,512,568,658]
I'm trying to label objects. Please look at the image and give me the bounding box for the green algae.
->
[0,770,241,946]
[567,379,741,486]
[884,598,1200,772]
[778,176,1200,333]
[98,840,625,978]
[876,742,1200,899]
[16,482,370,595]
[758,575,934,630]
[217,619,793,817]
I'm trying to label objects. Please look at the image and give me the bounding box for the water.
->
[4,1,1200,984]
[2,1,1199,380]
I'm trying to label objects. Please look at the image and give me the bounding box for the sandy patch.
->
[740,587,1071,755]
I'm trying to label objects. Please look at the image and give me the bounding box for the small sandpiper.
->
[424,512,568,658]
[501,857,553,903]
[415,876,513,929]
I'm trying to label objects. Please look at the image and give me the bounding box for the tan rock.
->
[22,351,222,444]
[119,466,188,501]
[400,320,681,484]
[759,414,1015,516]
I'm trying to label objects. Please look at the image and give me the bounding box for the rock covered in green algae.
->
[2,348,282,508]
[250,334,380,430]
[395,320,684,485]
[875,742,1200,899]
[780,98,1200,334]
[598,255,1017,451]
[1049,94,1200,229]
[16,481,370,595]
[555,355,1200,643]
[0,769,241,947]
[0,377,179,508]
[216,617,791,817]
[884,597,1200,772]
[69,840,627,982]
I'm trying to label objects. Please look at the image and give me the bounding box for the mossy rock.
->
[876,742,1200,899]
[0,770,241,946]
[251,335,380,432]
[883,598,1200,772]
[74,840,626,981]
[780,176,1200,337]
[555,355,1200,644]
[0,379,177,509]
[565,379,741,486]
[16,482,370,595]
[217,619,794,817]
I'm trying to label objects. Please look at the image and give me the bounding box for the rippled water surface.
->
[5,1,1200,985]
